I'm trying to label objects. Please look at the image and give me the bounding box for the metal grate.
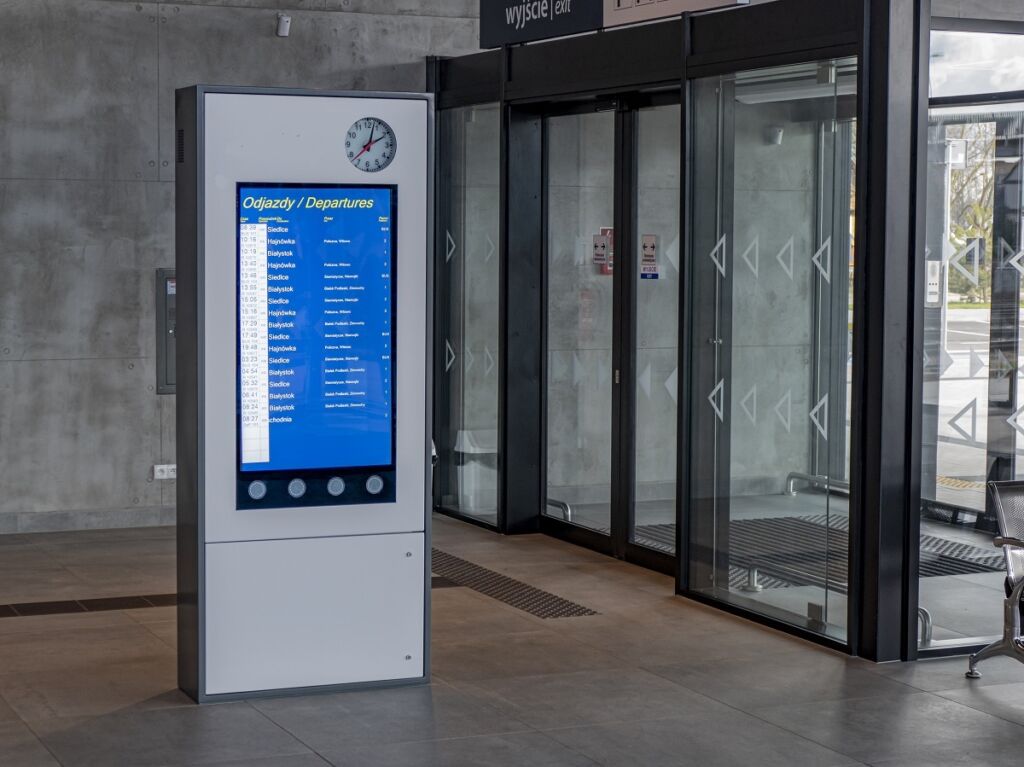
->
[631,515,1003,594]
[431,548,598,619]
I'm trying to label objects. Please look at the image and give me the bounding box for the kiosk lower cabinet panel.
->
[204,533,425,696]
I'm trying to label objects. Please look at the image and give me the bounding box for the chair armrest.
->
[994,537,1024,549]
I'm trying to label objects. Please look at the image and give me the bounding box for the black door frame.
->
[533,93,681,576]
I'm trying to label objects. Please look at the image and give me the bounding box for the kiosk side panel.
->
[175,86,202,702]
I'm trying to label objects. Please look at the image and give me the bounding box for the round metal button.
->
[247,481,268,501]
[327,477,346,497]
[365,475,385,495]
[287,478,307,498]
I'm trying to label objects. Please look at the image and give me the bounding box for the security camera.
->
[276,13,291,37]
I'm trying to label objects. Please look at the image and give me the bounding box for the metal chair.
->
[965,481,1024,679]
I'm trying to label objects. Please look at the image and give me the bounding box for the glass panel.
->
[544,111,616,533]
[931,31,1024,99]
[632,104,681,554]
[687,59,858,641]
[918,105,1024,649]
[435,104,501,526]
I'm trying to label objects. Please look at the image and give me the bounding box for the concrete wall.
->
[0,0,479,533]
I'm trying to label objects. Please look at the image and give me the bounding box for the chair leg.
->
[966,639,1008,679]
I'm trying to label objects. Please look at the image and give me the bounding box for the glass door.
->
[685,59,858,641]
[631,104,682,556]
[542,98,681,571]
[544,109,617,538]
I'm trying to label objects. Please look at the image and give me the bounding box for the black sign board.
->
[480,0,604,49]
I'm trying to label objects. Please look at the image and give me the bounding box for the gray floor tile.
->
[865,655,1024,692]
[323,731,600,767]
[750,692,1024,764]
[0,721,61,766]
[138,619,178,650]
[934,680,1024,726]
[648,648,916,710]
[542,712,860,767]
[431,629,628,682]
[204,755,334,767]
[253,683,532,751]
[868,748,1024,767]
[33,703,313,767]
[0,692,19,722]
[430,589,547,641]
[454,668,730,729]
[0,622,172,674]
[0,610,137,637]
[0,656,187,721]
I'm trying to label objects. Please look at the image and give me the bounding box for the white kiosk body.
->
[175,87,431,702]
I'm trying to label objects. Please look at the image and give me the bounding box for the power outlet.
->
[153,464,177,481]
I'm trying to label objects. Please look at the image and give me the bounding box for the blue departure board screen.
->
[236,183,395,475]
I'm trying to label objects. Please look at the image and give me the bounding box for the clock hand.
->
[353,127,378,161]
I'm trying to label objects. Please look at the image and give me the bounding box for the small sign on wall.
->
[600,227,614,275]
[593,233,609,266]
[641,234,659,280]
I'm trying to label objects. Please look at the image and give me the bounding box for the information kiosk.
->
[175,87,432,702]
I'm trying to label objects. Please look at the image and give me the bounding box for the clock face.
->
[345,117,397,173]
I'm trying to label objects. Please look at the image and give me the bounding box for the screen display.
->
[237,183,395,474]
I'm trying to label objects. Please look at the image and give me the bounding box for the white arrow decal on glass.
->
[445,340,456,372]
[484,345,495,377]
[1008,402,1024,438]
[810,394,829,440]
[1000,237,1023,271]
[969,349,986,378]
[993,349,1014,379]
[741,385,757,425]
[775,390,792,432]
[640,363,652,400]
[665,368,678,405]
[776,237,795,280]
[465,346,475,373]
[948,239,981,286]
[446,230,457,263]
[949,399,978,442]
[708,379,725,422]
[710,234,727,277]
[940,348,955,376]
[812,237,832,283]
[667,236,680,273]
[741,236,759,278]
[485,234,496,263]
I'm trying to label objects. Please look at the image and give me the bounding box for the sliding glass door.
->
[542,98,681,569]
[686,59,858,641]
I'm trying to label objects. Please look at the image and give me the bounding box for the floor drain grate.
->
[431,548,599,619]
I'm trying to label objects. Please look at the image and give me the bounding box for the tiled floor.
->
[1,515,1024,766]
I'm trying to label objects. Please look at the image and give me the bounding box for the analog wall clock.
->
[345,117,397,173]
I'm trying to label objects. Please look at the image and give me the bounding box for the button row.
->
[247,476,385,501]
